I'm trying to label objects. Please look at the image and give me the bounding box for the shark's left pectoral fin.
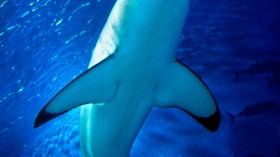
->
[34,56,119,128]
[155,60,220,131]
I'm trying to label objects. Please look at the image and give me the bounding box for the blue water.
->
[0,0,280,156]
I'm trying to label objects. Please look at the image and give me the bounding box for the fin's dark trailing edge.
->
[176,106,220,132]
[191,110,220,132]
[34,107,67,128]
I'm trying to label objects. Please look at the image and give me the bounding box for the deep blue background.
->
[0,0,280,156]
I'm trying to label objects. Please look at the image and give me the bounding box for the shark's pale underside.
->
[34,0,220,156]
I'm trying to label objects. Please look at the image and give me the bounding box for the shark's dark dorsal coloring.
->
[34,0,220,156]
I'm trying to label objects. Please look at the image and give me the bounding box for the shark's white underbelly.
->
[79,0,190,156]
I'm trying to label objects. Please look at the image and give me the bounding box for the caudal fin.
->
[266,76,272,90]
[227,112,235,126]
[231,70,240,82]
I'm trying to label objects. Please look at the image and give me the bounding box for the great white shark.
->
[34,0,220,156]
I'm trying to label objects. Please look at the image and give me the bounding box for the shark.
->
[34,0,220,156]
[227,102,277,126]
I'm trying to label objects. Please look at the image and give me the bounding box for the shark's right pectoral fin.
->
[155,60,220,131]
[34,55,119,128]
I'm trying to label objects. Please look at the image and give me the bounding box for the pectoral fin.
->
[34,55,119,128]
[155,60,220,131]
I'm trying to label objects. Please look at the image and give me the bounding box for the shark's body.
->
[34,0,220,156]
[227,102,277,126]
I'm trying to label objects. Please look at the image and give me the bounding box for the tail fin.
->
[266,76,272,90]
[227,112,235,126]
[231,70,240,82]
